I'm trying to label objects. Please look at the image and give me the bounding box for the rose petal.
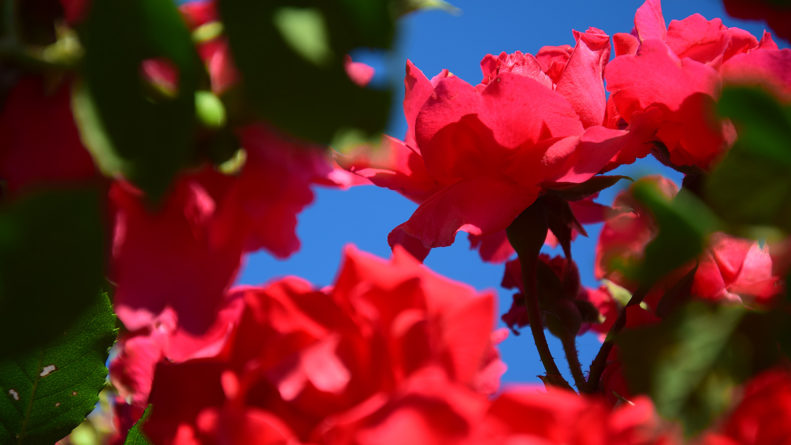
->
[556,28,611,127]
[393,176,539,250]
[634,0,667,42]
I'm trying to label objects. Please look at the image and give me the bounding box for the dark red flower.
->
[722,0,791,43]
[0,76,97,198]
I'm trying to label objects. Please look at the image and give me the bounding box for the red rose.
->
[605,0,791,170]
[701,368,791,445]
[342,28,630,262]
[133,246,503,443]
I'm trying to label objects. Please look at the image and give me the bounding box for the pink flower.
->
[136,246,503,443]
[179,1,240,95]
[344,56,376,87]
[141,58,180,97]
[343,28,629,262]
[595,176,782,306]
[605,0,791,170]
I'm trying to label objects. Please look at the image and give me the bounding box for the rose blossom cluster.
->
[343,0,790,263]
[113,246,680,445]
[341,0,791,441]
[2,0,791,443]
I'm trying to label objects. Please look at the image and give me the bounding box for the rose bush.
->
[0,0,790,444]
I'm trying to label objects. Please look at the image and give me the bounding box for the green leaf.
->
[77,0,200,199]
[123,405,153,445]
[0,188,107,358]
[617,301,791,436]
[617,302,746,436]
[218,0,394,144]
[631,180,719,286]
[717,86,791,166]
[505,199,548,261]
[550,175,631,202]
[0,291,116,444]
[705,86,791,232]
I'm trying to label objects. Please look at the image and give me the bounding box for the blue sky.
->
[237,1,781,385]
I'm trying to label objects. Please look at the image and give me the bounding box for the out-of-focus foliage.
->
[218,0,395,146]
[0,189,107,357]
[629,181,719,287]
[77,0,200,199]
[706,86,791,232]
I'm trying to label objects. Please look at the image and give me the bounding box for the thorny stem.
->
[561,333,586,392]
[519,257,573,391]
[584,286,647,394]
[557,232,585,391]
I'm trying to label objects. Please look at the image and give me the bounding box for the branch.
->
[561,333,586,392]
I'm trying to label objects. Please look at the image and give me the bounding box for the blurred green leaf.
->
[273,7,333,66]
[0,188,106,358]
[550,175,630,202]
[617,302,745,436]
[618,301,791,436]
[77,0,200,199]
[0,291,115,444]
[717,86,791,166]
[705,86,791,232]
[631,181,719,286]
[218,0,393,144]
[123,405,153,445]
